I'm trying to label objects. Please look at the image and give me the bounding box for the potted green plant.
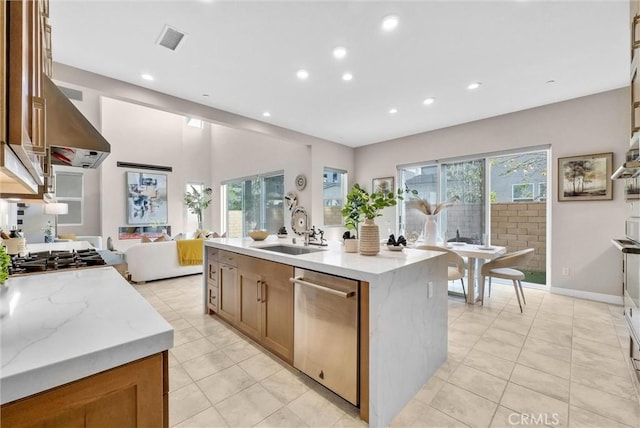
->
[184,186,213,230]
[0,245,10,286]
[341,183,415,255]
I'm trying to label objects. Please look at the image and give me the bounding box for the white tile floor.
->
[133,275,640,427]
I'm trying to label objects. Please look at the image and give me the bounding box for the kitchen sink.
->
[258,245,326,255]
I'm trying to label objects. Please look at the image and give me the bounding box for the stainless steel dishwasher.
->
[291,268,359,405]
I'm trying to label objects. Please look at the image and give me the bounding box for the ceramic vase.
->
[424,215,438,245]
[44,234,54,243]
[359,219,380,256]
[344,239,359,253]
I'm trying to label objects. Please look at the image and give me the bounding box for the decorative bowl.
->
[386,244,404,252]
[249,230,269,241]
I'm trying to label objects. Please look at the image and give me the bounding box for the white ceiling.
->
[49,0,629,147]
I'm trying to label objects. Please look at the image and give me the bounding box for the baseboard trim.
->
[550,286,623,305]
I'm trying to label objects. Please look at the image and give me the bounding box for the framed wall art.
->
[126,172,168,224]
[372,177,394,195]
[558,152,613,201]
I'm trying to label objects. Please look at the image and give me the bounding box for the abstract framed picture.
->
[558,152,613,201]
[372,177,394,195]
[126,172,168,224]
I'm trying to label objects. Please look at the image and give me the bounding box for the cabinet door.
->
[236,265,262,340]
[1,353,166,428]
[217,264,237,324]
[1,0,6,145]
[259,260,294,363]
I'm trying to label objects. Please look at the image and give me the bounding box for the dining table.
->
[446,242,507,303]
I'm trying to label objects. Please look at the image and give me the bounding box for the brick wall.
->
[490,202,546,272]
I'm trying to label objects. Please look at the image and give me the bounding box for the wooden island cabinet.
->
[207,248,294,363]
[203,238,448,427]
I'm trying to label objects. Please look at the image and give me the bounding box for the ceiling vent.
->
[157,25,186,51]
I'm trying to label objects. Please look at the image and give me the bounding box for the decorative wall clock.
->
[295,174,307,191]
[291,206,308,235]
[285,191,298,211]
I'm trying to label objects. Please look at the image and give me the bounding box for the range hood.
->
[612,160,640,180]
[44,75,111,168]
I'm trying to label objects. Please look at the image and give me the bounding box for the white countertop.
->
[0,267,173,405]
[205,236,444,282]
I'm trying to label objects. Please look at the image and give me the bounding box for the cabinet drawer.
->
[208,286,218,311]
[207,263,218,284]
[207,247,218,261]
[218,250,238,267]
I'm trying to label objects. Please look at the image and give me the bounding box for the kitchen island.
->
[0,267,173,427]
[203,237,448,428]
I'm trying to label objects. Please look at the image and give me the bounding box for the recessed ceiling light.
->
[423,97,435,105]
[263,111,271,117]
[202,93,209,97]
[389,108,398,114]
[333,46,347,59]
[342,72,353,81]
[546,79,556,84]
[296,69,309,80]
[467,82,482,90]
[141,73,154,81]
[382,14,399,32]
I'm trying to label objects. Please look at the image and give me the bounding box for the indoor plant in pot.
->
[184,185,213,230]
[342,183,415,256]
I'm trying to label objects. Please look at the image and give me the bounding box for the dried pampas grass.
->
[407,196,459,215]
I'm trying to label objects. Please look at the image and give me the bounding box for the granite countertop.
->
[205,237,444,282]
[0,267,173,405]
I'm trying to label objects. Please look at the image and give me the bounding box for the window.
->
[512,183,534,201]
[323,168,347,226]
[223,172,284,237]
[538,183,547,201]
[55,172,83,225]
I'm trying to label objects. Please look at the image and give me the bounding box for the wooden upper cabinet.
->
[7,0,47,156]
[1,1,7,145]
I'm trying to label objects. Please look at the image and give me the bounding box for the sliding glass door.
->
[399,148,548,286]
[224,173,284,237]
[400,159,485,243]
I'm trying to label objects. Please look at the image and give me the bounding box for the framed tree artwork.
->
[558,153,613,201]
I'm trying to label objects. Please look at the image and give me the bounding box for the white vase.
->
[424,215,438,245]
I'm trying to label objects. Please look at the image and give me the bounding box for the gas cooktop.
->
[9,249,106,276]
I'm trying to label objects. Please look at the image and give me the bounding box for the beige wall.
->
[355,88,629,299]
[100,97,212,250]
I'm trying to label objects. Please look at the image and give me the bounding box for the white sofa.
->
[124,240,203,283]
[54,235,103,249]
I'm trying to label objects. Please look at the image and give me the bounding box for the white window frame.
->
[323,167,347,226]
[55,171,83,226]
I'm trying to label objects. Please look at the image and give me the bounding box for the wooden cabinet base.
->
[1,351,169,428]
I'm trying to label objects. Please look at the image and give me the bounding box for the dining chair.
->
[415,245,467,301]
[479,248,534,312]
